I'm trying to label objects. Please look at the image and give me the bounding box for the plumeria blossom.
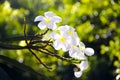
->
[69,42,94,78]
[50,25,80,51]
[34,11,62,30]
[50,31,73,51]
[69,45,86,60]
[69,41,94,60]
[69,42,86,60]
[74,60,88,78]
[58,25,80,46]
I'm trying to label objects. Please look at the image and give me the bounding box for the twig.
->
[39,29,49,36]
[30,40,52,45]
[36,48,71,62]
[28,48,51,69]
[29,29,49,44]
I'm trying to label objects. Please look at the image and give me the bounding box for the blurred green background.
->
[0,0,120,80]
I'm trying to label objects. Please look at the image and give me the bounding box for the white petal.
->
[74,32,80,45]
[61,45,68,52]
[58,26,67,31]
[62,43,69,52]
[38,22,46,30]
[71,52,79,59]
[34,16,44,22]
[69,46,86,60]
[47,22,56,30]
[77,52,86,60]
[70,36,79,46]
[45,12,54,17]
[79,61,88,71]
[69,46,78,58]
[70,46,79,57]
[52,16,62,23]
[53,41,61,50]
[79,42,85,50]
[85,48,94,56]
[50,32,60,40]
[50,32,56,39]
[74,71,82,78]
[69,47,76,57]
[58,25,71,32]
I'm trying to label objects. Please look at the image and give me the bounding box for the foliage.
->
[0,0,120,80]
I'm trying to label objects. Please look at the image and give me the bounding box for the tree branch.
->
[0,35,42,42]
[0,42,28,50]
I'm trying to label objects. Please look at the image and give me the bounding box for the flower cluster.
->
[34,11,94,78]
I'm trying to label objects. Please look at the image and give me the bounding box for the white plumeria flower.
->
[50,25,79,51]
[69,42,86,60]
[74,60,88,78]
[50,31,72,51]
[34,11,62,30]
[58,25,80,46]
[74,71,82,78]
[69,45,87,60]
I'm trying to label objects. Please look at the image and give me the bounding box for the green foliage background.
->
[0,0,120,80]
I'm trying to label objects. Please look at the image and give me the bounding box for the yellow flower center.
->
[80,46,84,50]
[45,18,51,23]
[68,31,73,35]
[60,37,66,42]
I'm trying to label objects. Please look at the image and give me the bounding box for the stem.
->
[30,40,52,45]
[29,29,49,44]
[36,48,71,62]
[29,48,51,69]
